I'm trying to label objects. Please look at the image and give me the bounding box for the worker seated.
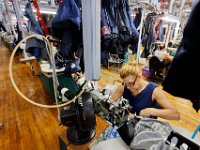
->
[149,44,174,79]
[110,62,180,120]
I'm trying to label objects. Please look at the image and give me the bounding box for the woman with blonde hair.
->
[111,62,180,120]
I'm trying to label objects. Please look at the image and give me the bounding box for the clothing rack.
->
[136,1,160,64]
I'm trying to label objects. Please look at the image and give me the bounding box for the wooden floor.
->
[0,45,59,150]
[0,44,200,150]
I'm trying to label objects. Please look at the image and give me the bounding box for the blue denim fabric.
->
[141,14,156,58]
[29,47,42,61]
[60,31,73,57]
[24,2,43,35]
[65,60,81,75]
[24,2,45,56]
[120,0,139,53]
[101,50,109,65]
[52,0,81,29]
[134,8,142,29]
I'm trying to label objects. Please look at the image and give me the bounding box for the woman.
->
[110,62,180,120]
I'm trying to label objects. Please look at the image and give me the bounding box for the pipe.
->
[9,34,87,108]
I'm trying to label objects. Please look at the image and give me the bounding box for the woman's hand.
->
[139,108,154,117]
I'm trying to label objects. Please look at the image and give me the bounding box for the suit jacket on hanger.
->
[162,1,200,112]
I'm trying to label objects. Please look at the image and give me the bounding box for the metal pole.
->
[174,0,185,40]
[82,0,101,80]
[12,0,24,38]
[165,23,172,48]
[169,0,174,14]
[136,8,145,64]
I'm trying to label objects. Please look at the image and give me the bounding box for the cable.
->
[9,34,87,108]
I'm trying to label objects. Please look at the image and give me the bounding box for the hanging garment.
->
[162,1,200,112]
[134,8,142,29]
[52,0,81,29]
[24,3,43,35]
[100,0,139,55]
[141,13,156,58]
[122,0,139,54]
[51,0,81,40]
[101,6,112,52]
[24,2,46,60]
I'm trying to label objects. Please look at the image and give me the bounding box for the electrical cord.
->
[9,34,87,108]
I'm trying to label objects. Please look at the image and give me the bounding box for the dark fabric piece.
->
[50,0,83,73]
[28,47,42,61]
[24,2,43,35]
[141,13,156,58]
[101,50,109,66]
[0,21,6,32]
[162,1,200,112]
[117,117,140,146]
[24,2,45,60]
[123,82,159,115]
[122,0,139,54]
[149,56,164,78]
[100,0,139,55]
[134,8,142,29]
[51,0,81,39]
[13,23,23,54]
[52,0,80,29]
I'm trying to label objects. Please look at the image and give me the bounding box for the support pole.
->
[136,8,145,64]
[4,0,17,38]
[174,0,185,40]
[82,0,101,80]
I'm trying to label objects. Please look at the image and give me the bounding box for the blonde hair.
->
[119,61,138,79]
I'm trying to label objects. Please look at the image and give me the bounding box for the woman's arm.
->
[140,87,180,120]
[163,53,173,62]
[110,84,124,102]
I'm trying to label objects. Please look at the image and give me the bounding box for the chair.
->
[108,53,124,71]
[149,56,164,80]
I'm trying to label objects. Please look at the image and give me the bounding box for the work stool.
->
[108,53,124,72]
[148,56,164,82]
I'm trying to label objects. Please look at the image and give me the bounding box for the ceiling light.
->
[21,8,57,15]
[161,14,180,23]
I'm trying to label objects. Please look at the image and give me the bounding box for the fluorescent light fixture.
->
[21,8,57,15]
[184,8,191,13]
[37,9,56,15]
[161,14,180,23]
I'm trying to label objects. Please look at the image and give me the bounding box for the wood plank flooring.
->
[0,46,59,150]
[0,44,200,150]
